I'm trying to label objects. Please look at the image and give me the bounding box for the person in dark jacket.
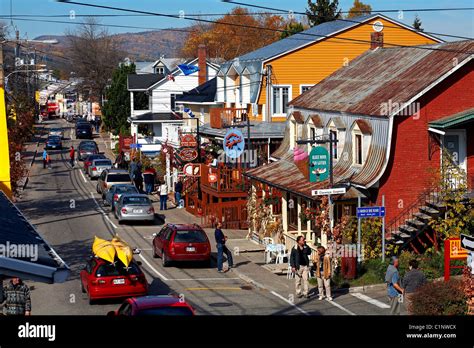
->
[1,277,31,315]
[215,222,233,273]
[174,178,183,208]
[143,167,156,195]
[402,259,427,315]
[290,236,312,298]
[133,165,143,193]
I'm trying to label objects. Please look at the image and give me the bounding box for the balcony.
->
[210,107,249,129]
[200,164,249,193]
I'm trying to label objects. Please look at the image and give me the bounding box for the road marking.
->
[79,169,87,183]
[185,287,242,291]
[168,278,240,281]
[137,253,169,281]
[350,292,390,309]
[90,192,118,229]
[325,298,356,315]
[270,291,310,316]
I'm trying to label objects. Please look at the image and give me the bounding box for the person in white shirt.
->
[159,180,168,211]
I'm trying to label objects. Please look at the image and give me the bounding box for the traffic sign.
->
[460,234,474,252]
[311,187,346,196]
[356,206,386,218]
[129,143,142,149]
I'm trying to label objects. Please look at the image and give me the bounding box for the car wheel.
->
[96,184,100,194]
[88,296,95,305]
[162,251,170,267]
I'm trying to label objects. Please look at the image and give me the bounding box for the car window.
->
[100,171,107,180]
[94,160,112,166]
[118,303,132,316]
[86,259,96,274]
[117,186,137,194]
[95,262,141,277]
[136,307,194,316]
[164,228,173,241]
[107,174,131,182]
[122,197,150,205]
[173,230,207,243]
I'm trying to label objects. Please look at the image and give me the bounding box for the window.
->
[330,130,338,159]
[310,127,316,140]
[272,86,290,115]
[173,230,208,243]
[107,174,132,182]
[300,85,312,94]
[156,67,165,74]
[170,94,176,111]
[136,307,194,316]
[355,134,363,165]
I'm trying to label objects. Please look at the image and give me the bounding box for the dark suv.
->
[76,123,92,139]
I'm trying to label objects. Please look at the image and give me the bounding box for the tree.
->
[66,18,124,107]
[280,21,305,39]
[347,0,372,18]
[306,0,342,27]
[101,62,135,135]
[413,15,423,31]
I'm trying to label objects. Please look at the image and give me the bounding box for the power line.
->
[56,1,474,54]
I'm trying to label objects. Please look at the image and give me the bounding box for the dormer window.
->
[306,114,324,153]
[352,119,372,166]
[289,111,304,150]
[327,117,346,161]
[156,67,165,74]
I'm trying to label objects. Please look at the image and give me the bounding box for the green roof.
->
[429,109,474,129]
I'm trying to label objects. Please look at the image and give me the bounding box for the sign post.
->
[355,202,387,263]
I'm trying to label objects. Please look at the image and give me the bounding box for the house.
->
[135,57,187,75]
[245,40,474,253]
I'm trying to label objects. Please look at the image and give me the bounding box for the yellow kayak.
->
[92,236,116,263]
[111,236,133,267]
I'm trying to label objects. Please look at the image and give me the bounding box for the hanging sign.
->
[183,163,201,177]
[177,148,198,162]
[309,146,329,182]
[180,134,197,147]
[223,128,245,159]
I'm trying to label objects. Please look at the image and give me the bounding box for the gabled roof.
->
[129,112,182,123]
[128,73,165,91]
[290,40,474,116]
[175,77,219,104]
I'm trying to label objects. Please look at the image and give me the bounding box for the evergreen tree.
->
[306,0,342,27]
[280,21,305,39]
[413,15,423,31]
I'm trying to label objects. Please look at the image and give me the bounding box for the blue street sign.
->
[357,206,386,218]
[130,143,142,149]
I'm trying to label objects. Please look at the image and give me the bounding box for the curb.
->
[21,140,40,191]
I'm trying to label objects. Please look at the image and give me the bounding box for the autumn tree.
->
[306,0,342,27]
[280,21,305,39]
[413,15,423,31]
[347,0,372,18]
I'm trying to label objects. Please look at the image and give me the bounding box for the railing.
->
[283,231,318,260]
[200,201,248,229]
[210,107,248,129]
[201,164,250,193]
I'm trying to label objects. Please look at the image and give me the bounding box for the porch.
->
[210,107,249,129]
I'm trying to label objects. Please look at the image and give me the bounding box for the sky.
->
[0,0,473,41]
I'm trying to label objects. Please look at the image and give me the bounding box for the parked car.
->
[48,127,64,139]
[104,184,139,210]
[114,194,154,224]
[152,224,211,267]
[96,169,133,198]
[88,158,113,179]
[45,135,62,150]
[107,296,195,316]
[76,123,92,139]
[80,257,148,304]
[78,141,99,161]
[83,154,107,174]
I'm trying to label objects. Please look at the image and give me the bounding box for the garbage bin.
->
[341,256,357,279]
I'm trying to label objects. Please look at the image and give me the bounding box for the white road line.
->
[350,292,390,309]
[325,298,356,315]
[138,253,169,281]
[167,278,240,281]
[270,291,310,316]
[79,169,87,183]
[90,192,118,229]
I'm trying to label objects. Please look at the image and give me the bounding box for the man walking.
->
[174,178,183,208]
[215,222,233,273]
[314,245,332,301]
[69,146,75,168]
[159,180,168,210]
[133,164,144,193]
[402,259,427,315]
[385,256,404,315]
[143,167,156,195]
[290,236,312,298]
[1,277,31,316]
[42,148,48,169]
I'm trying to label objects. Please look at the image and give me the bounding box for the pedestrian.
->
[385,256,404,315]
[143,167,156,195]
[47,152,52,169]
[42,148,48,169]
[1,277,31,316]
[133,165,143,193]
[95,116,101,133]
[115,151,124,169]
[313,246,332,301]
[174,178,183,208]
[129,159,137,180]
[289,235,312,298]
[215,222,233,273]
[69,146,75,168]
[159,180,168,210]
[402,259,427,315]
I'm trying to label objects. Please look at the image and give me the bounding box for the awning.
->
[429,109,474,129]
[0,191,70,284]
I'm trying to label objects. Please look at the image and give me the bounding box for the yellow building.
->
[0,85,12,197]
[215,13,442,123]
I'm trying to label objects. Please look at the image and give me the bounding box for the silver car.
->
[104,184,139,210]
[88,158,113,179]
[114,194,155,224]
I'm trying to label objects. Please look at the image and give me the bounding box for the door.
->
[443,130,467,188]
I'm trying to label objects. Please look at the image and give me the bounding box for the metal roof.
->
[175,78,217,104]
[199,121,286,139]
[290,40,474,116]
[429,108,474,129]
[128,73,165,91]
[0,191,70,284]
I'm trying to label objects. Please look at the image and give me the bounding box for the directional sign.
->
[460,234,474,252]
[129,143,142,149]
[357,206,386,218]
[311,187,346,196]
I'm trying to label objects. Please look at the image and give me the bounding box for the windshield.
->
[95,262,141,277]
[117,186,138,194]
[122,196,150,205]
[107,174,131,182]
[48,136,60,141]
[174,230,207,243]
[136,307,194,316]
[94,160,112,166]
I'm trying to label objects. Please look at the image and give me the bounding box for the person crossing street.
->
[215,222,233,273]
[69,146,75,168]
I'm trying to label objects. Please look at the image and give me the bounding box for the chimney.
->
[198,44,207,85]
[370,32,384,50]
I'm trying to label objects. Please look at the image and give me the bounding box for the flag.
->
[177,64,200,76]
[184,108,195,118]
[167,74,175,82]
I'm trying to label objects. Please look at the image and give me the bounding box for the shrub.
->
[409,279,467,315]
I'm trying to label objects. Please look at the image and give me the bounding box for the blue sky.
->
[0,0,472,40]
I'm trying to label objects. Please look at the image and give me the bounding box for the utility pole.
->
[265,65,272,123]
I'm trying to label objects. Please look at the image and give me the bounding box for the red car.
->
[80,257,148,304]
[152,223,211,267]
[107,295,195,316]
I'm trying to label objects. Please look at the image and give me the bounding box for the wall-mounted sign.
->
[177,148,198,162]
[309,146,329,182]
[180,134,197,147]
[208,172,218,183]
[223,128,244,159]
[311,187,346,196]
[183,163,201,177]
